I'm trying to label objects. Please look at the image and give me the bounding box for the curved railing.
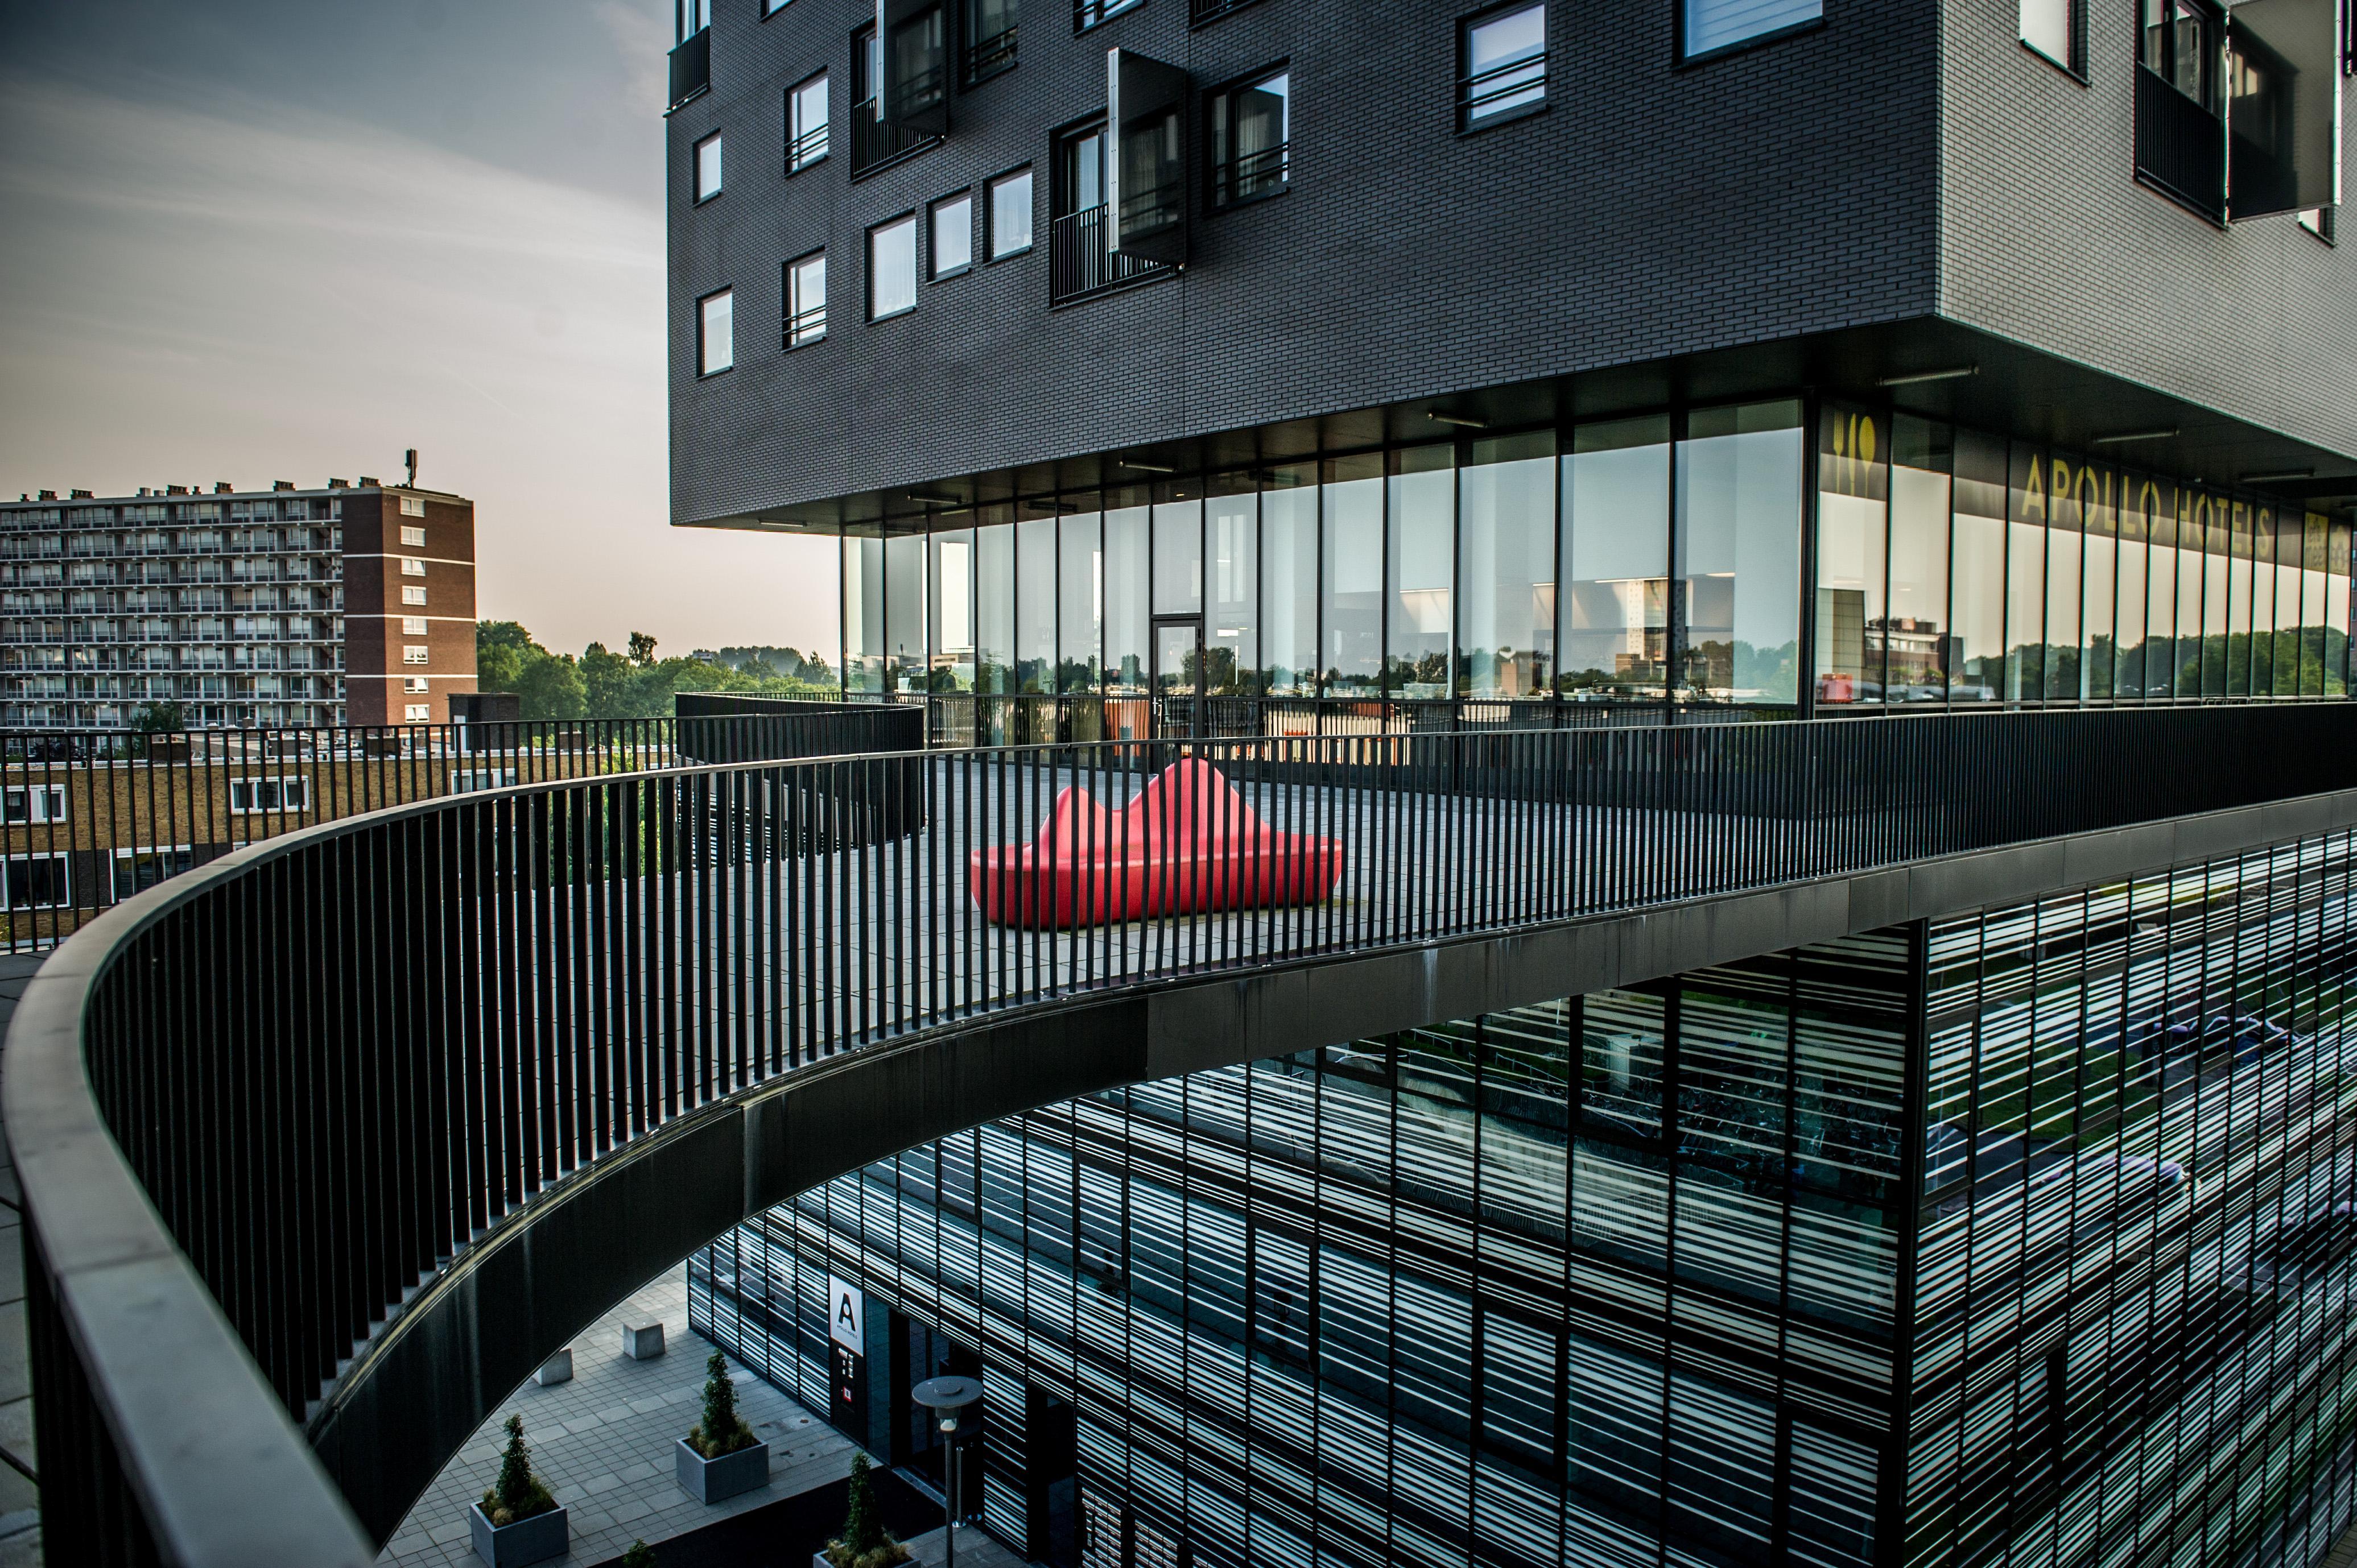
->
[12,704,2357,1563]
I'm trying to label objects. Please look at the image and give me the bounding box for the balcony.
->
[667,26,710,110]
[1049,203,1169,304]
[2135,64,2225,219]
[849,96,935,179]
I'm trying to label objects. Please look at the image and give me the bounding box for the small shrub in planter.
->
[820,1454,911,1568]
[469,1414,568,1567]
[676,1350,770,1503]
[622,1542,658,1568]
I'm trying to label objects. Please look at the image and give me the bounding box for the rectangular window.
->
[1561,415,1671,700]
[1889,415,1954,702]
[869,215,919,318]
[1323,453,1385,694]
[398,494,426,517]
[3,785,67,825]
[678,0,711,39]
[1677,400,1804,705]
[403,646,430,665]
[402,585,428,606]
[787,251,828,346]
[1388,444,1455,697]
[2005,445,2048,700]
[931,191,973,278]
[404,675,430,693]
[401,557,426,576]
[1462,4,1546,128]
[2020,0,2079,69]
[1683,0,1822,60]
[405,704,431,722]
[2298,208,2334,241]
[226,777,312,814]
[694,130,724,202]
[403,616,429,635]
[1456,431,1555,698]
[1814,407,1888,705]
[400,525,426,547]
[1058,510,1103,693]
[1259,469,1318,694]
[2,854,69,911]
[1210,69,1289,206]
[790,73,831,169]
[1104,506,1149,692]
[698,287,734,374]
[963,0,1017,84]
[1075,0,1142,28]
[989,167,1034,256]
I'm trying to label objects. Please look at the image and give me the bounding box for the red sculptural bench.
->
[968,758,1345,929]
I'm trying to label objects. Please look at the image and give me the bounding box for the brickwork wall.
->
[1937,0,2357,461]
[339,490,478,725]
[666,0,1945,523]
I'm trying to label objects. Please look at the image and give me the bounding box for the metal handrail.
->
[15,702,2357,1562]
[1460,46,1547,126]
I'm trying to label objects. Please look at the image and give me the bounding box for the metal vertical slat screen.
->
[17,702,2357,1562]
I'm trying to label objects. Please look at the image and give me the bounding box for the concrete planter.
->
[469,1501,568,1568]
[676,1435,771,1503]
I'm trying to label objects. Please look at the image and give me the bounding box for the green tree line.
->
[476,622,838,721]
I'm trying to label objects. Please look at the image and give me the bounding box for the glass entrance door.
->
[1153,618,1203,737]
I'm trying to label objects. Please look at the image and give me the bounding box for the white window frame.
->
[1463,2,1548,129]
[3,852,72,911]
[452,767,521,792]
[226,776,312,815]
[400,525,426,547]
[3,784,68,825]
[113,844,195,903]
[405,704,432,722]
[2018,0,2078,72]
[404,675,431,693]
[403,646,431,665]
[402,585,428,606]
[401,557,426,577]
[402,616,430,635]
[398,494,426,517]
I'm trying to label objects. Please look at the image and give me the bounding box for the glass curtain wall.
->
[695,929,1906,1568]
[841,410,2352,715]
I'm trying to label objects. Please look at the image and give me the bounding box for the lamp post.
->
[910,1375,982,1568]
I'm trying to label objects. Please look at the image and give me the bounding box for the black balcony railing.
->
[850,96,935,178]
[1190,0,1262,20]
[668,27,711,111]
[18,703,2357,1562]
[962,22,1016,84]
[1460,45,1547,129]
[2135,63,2226,218]
[1212,141,1289,207]
[787,119,828,171]
[1049,204,1167,303]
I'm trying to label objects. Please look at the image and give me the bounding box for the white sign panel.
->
[827,1275,865,1354]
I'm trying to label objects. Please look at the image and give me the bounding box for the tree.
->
[481,1413,555,1525]
[131,701,184,734]
[476,621,586,722]
[688,1349,754,1457]
[627,631,659,667]
[824,1452,908,1567]
[621,1542,658,1568]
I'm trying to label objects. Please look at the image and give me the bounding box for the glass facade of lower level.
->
[837,402,2352,714]
[692,830,2357,1568]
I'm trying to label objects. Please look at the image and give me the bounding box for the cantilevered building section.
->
[0,479,478,727]
[661,1,2357,1565]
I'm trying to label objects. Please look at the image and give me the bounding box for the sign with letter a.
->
[827,1275,865,1354]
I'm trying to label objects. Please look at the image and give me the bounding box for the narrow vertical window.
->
[697,287,733,375]
[1462,4,1546,129]
[1210,69,1290,206]
[989,167,1034,256]
[790,73,830,170]
[693,131,724,202]
[1075,0,1142,28]
[931,192,974,278]
[963,0,1018,84]
[869,215,919,319]
[787,251,828,346]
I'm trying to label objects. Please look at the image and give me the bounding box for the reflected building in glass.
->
[695,830,2357,1568]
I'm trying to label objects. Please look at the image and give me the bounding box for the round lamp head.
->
[910,1374,983,1413]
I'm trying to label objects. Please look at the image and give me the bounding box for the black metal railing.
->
[1460,45,1547,129]
[962,22,1016,84]
[1190,0,1262,21]
[783,296,827,348]
[668,27,711,110]
[787,119,828,171]
[850,95,936,178]
[2135,63,2226,218]
[1212,140,1289,207]
[19,702,2357,1562]
[0,700,865,954]
[1049,204,1166,303]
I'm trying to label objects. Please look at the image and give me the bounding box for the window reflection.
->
[1386,445,1454,698]
[1322,454,1384,695]
[1259,471,1318,695]
[1561,416,1671,700]
[1678,401,1803,705]
[1456,431,1555,698]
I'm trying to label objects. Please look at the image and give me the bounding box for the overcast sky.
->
[0,0,839,662]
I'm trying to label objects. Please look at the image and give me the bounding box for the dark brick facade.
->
[665,0,2350,528]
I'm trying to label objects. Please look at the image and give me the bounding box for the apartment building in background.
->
[0,478,478,729]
